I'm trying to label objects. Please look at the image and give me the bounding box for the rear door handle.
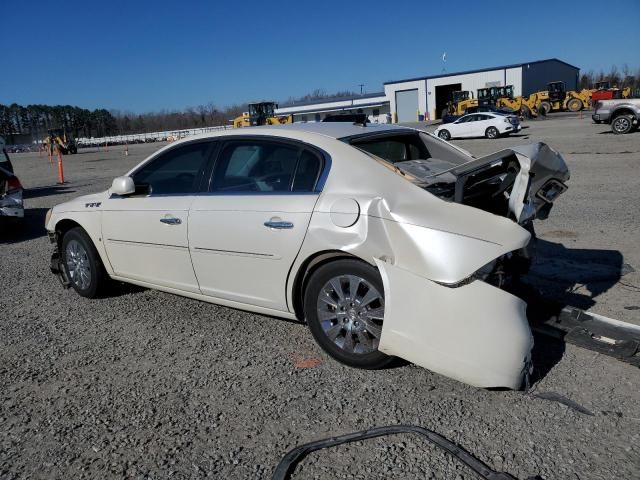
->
[160,217,182,225]
[264,220,294,229]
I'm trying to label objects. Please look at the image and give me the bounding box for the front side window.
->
[133,141,214,195]
[210,140,323,193]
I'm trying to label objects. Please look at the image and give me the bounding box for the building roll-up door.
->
[395,89,418,122]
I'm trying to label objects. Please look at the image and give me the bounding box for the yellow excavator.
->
[43,128,77,154]
[444,91,478,117]
[233,102,293,128]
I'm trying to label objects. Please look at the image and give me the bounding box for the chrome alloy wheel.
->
[613,116,631,133]
[65,239,91,290]
[316,274,384,355]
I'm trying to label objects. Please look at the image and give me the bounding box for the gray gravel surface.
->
[1,116,639,479]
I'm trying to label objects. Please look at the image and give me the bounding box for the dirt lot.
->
[1,116,639,479]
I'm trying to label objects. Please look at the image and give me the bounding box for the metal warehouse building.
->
[275,92,390,123]
[275,58,579,124]
[386,58,579,121]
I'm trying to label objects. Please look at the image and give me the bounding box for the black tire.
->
[61,227,108,298]
[520,105,531,119]
[485,126,499,139]
[304,259,394,370]
[438,129,451,141]
[566,98,582,112]
[611,115,634,134]
[538,101,551,116]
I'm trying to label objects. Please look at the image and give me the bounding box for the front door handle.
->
[264,220,294,229]
[160,217,182,225]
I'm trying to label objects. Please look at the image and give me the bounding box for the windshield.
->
[249,103,275,117]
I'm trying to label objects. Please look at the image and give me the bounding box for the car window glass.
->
[292,150,322,192]
[356,140,406,162]
[133,141,213,195]
[211,141,300,193]
[353,135,431,164]
[456,116,471,123]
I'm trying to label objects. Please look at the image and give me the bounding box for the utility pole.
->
[358,84,364,95]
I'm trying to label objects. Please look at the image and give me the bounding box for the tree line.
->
[0,104,118,144]
[578,64,640,91]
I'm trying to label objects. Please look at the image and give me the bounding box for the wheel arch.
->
[52,213,113,275]
[290,249,365,321]
[611,108,636,120]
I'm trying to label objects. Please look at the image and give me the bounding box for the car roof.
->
[270,122,415,139]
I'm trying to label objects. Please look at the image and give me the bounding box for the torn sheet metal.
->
[375,259,533,389]
[529,305,640,367]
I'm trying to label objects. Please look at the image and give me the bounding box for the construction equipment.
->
[233,102,293,128]
[535,81,593,115]
[443,90,478,117]
[43,129,77,155]
[478,86,514,106]
[496,93,540,118]
[591,83,632,104]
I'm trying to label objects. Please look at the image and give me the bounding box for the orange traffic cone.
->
[56,148,65,184]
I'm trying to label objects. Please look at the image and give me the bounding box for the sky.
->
[1,0,638,113]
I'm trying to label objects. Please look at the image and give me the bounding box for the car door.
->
[450,115,473,138]
[101,140,216,293]
[473,114,494,136]
[188,138,326,311]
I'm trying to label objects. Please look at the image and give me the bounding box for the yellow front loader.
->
[43,129,77,154]
[444,91,478,117]
[233,102,293,128]
[535,82,594,114]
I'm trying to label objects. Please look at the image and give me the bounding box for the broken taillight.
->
[6,176,22,194]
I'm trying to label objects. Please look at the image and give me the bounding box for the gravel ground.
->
[1,116,639,479]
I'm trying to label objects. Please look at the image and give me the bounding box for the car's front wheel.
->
[61,227,107,298]
[304,259,394,369]
[485,126,499,139]
[437,129,451,141]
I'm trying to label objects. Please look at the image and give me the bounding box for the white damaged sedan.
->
[46,123,569,389]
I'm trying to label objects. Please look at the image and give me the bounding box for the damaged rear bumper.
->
[375,259,533,389]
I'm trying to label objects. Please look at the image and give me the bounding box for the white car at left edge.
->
[435,112,521,140]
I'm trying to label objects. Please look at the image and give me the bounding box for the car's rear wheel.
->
[61,227,107,298]
[438,129,451,141]
[611,115,634,134]
[485,126,499,139]
[304,259,394,369]
[567,98,582,112]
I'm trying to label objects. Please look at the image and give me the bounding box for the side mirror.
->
[111,176,135,196]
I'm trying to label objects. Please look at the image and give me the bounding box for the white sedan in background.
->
[46,123,569,389]
[435,112,521,140]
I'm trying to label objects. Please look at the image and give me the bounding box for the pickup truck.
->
[592,98,640,134]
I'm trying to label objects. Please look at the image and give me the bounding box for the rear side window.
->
[133,141,214,195]
[352,134,430,164]
[210,140,323,193]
